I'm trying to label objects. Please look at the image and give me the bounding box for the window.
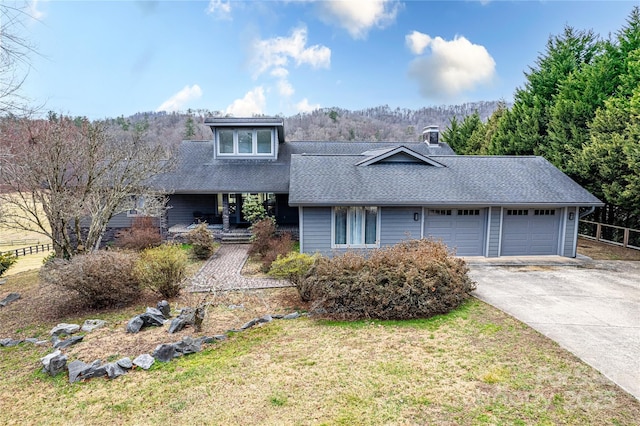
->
[534,209,555,216]
[507,209,528,216]
[216,128,274,156]
[334,207,378,247]
[219,130,234,154]
[127,196,146,217]
[458,209,480,216]
[429,209,451,216]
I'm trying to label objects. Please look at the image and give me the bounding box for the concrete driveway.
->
[468,259,640,400]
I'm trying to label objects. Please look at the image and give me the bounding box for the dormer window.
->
[217,128,275,157]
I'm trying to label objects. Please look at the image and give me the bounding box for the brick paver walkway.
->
[186,244,293,292]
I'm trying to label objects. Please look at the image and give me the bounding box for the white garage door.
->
[501,209,560,255]
[424,208,486,256]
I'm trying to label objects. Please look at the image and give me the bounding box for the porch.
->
[165,193,299,231]
[168,222,299,243]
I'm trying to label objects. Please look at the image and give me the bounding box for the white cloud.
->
[156,84,203,112]
[206,0,232,20]
[405,31,431,55]
[225,87,266,117]
[407,34,496,99]
[28,0,46,21]
[295,98,320,113]
[270,68,294,97]
[317,0,400,39]
[252,26,331,78]
[277,80,295,97]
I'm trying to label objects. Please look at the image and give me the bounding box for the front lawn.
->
[0,269,638,425]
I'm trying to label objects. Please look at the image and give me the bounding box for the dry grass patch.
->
[578,237,640,261]
[1,278,639,425]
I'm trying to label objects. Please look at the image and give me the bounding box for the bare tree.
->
[0,115,173,258]
[0,3,38,115]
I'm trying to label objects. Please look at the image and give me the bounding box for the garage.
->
[424,208,486,256]
[501,208,561,255]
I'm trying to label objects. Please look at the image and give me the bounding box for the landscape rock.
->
[142,307,166,325]
[41,350,67,376]
[157,300,171,318]
[228,304,244,310]
[116,357,133,369]
[168,308,195,334]
[283,312,300,320]
[153,343,177,362]
[0,292,20,307]
[240,318,258,330]
[202,335,226,344]
[257,314,273,324]
[81,319,106,332]
[126,316,144,333]
[173,336,202,355]
[0,338,22,347]
[50,323,80,337]
[104,362,127,379]
[53,335,84,349]
[133,354,155,370]
[68,360,87,383]
[24,338,39,344]
[126,307,168,334]
[68,359,107,383]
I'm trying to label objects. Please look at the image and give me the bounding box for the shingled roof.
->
[288,152,603,206]
[151,140,455,193]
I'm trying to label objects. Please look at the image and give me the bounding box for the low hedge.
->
[301,239,476,320]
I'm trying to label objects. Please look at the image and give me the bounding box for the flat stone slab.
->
[0,292,20,307]
[81,319,106,332]
[133,354,155,370]
[50,323,80,336]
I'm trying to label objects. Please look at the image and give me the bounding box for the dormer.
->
[356,145,445,167]
[204,117,285,160]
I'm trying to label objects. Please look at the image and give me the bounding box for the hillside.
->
[105,101,504,146]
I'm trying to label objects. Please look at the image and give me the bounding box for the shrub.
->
[40,250,140,309]
[301,239,476,320]
[248,217,276,258]
[133,244,188,298]
[268,251,317,297]
[248,218,295,271]
[186,223,216,259]
[241,194,267,224]
[114,216,162,251]
[259,232,294,272]
[0,252,17,277]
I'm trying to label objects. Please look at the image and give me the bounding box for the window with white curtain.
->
[333,206,378,247]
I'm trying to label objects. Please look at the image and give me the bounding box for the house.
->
[116,116,603,258]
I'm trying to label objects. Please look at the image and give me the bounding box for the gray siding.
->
[380,207,422,246]
[563,206,579,257]
[487,207,501,257]
[166,194,217,227]
[107,212,136,228]
[301,207,333,256]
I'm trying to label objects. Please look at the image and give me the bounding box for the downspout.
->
[579,206,595,219]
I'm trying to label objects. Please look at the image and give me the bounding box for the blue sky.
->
[17,0,638,119]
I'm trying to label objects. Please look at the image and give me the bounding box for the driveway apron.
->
[469,260,640,400]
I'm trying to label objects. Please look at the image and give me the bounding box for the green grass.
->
[0,279,638,425]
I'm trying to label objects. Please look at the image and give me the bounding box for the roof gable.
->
[355,146,445,167]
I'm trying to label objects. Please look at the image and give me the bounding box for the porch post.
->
[222,193,230,232]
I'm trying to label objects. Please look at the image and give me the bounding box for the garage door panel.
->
[502,209,560,255]
[425,209,486,256]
